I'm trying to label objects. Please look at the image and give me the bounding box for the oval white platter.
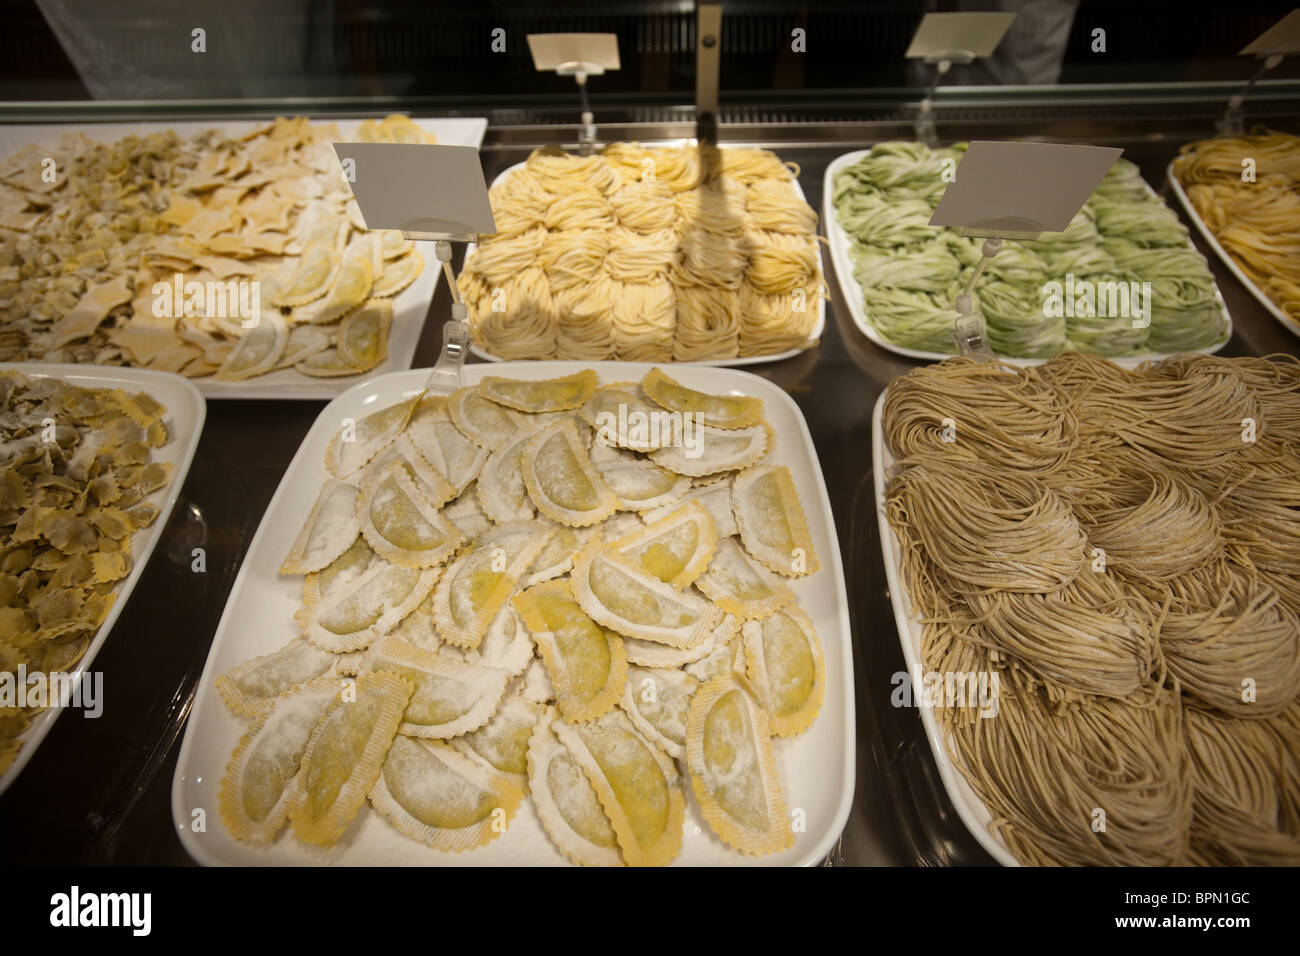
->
[871,387,1018,867]
[0,363,206,797]
[0,118,488,400]
[823,148,1233,367]
[1165,159,1299,340]
[172,361,855,866]
[465,154,825,367]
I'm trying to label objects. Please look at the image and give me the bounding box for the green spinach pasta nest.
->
[832,143,1228,358]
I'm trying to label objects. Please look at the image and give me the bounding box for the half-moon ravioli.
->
[527,707,623,866]
[609,500,718,590]
[432,521,554,649]
[368,735,524,852]
[366,635,510,738]
[448,385,528,450]
[521,419,618,528]
[280,479,361,575]
[219,676,339,844]
[357,462,464,568]
[649,422,771,478]
[297,561,439,652]
[732,465,819,577]
[620,664,698,760]
[685,673,793,857]
[216,637,337,719]
[287,671,413,847]
[571,544,720,649]
[740,607,824,738]
[479,369,598,412]
[588,440,691,512]
[694,535,794,620]
[552,708,685,867]
[325,395,418,478]
[513,579,627,722]
[641,367,765,429]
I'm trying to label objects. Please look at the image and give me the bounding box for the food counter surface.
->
[1,130,1295,866]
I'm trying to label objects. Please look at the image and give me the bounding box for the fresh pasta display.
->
[0,114,431,381]
[832,142,1229,358]
[1172,129,1300,325]
[458,144,824,362]
[882,352,1300,866]
[212,367,829,864]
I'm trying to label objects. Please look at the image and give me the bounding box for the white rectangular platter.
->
[824,148,1233,367]
[173,361,855,866]
[0,362,206,796]
[871,388,1017,866]
[1166,159,1299,340]
[467,153,826,367]
[0,117,488,400]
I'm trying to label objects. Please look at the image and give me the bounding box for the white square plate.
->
[173,361,855,865]
[0,117,488,399]
[0,363,206,796]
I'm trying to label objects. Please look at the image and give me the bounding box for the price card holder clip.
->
[1223,10,1300,134]
[528,34,621,155]
[905,13,1015,146]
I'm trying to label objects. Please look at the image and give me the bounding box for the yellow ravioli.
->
[513,580,628,722]
[732,465,820,577]
[610,500,718,589]
[741,607,825,738]
[641,367,765,429]
[216,638,337,719]
[553,708,686,867]
[287,672,413,847]
[685,673,793,857]
[479,369,598,412]
[357,462,464,568]
[280,479,360,575]
[521,419,618,528]
[527,708,623,866]
[366,635,510,738]
[368,736,523,851]
[695,535,795,620]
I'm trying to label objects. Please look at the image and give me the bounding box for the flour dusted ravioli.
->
[297,561,439,652]
[287,672,412,847]
[357,462,464,568]
[521,419,618,528]
[463,606,533,676]
[581,384,678,452]
[649,423,771,478]
[448,386,527,450]
[621,613,737,669]
[528,708,623,866]
[366,635,510,738]
[432,521,554,648]
[522,521,598,586]
[685,673,792,856]
[695,535,794,620]
[216,638,336,718]
[213,310,288,381]
[479,369,597,412]
[475,430,535,523]
[732,465,819,577]
[405,398,489,494]
[641,367,765,429]
[219,677,339,844]
[643,478,737,535]
[553,708,686,867]
[281,479,360,575]
[684,627,745,682]
[358,435,458,510]
[458,694,544,780]
[302,535,378,608]
[620,665,698,759]
[571,544,720,649]
[588,440,691,512]
[325,395,418,478]
[741,607,824,738]
[513,580,627,722]
[369,736,523,852]
[609,501,718,590]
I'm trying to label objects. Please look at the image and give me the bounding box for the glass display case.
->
[1,0,1298,872]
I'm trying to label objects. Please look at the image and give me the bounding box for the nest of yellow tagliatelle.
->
[458,144,825,361]
[883,351,1300,866]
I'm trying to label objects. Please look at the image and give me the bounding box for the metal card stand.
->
[1218,54,1286,135]
[1222,10,1300,134]
[904,11,1015,148]
[916,51,974,149]
[527,34,621,156]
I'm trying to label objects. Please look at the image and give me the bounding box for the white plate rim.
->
[0,118,489,401]
[871,388,1019,867]
[823,148,1234,367]
[1165,158,1299,340]
[172,360,855,867]
[465,151,826,367]
[0,362,206,797]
